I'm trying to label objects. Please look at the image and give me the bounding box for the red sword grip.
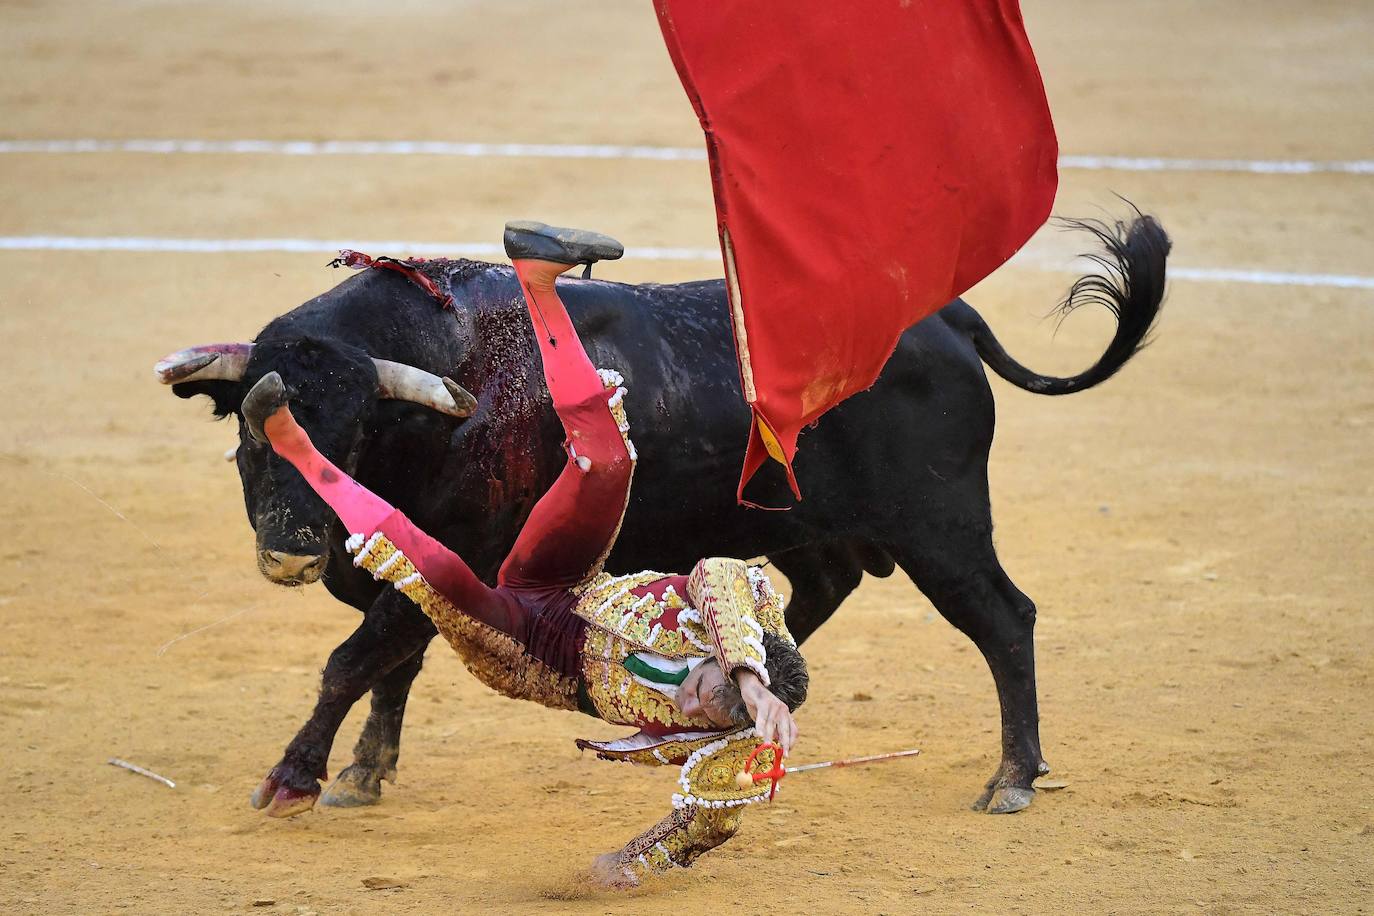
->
[741,742,787,801]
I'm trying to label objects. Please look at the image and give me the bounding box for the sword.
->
[737,744,922,798]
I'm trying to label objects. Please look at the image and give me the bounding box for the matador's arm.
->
[686,557,774,684]
[497,242,636,591]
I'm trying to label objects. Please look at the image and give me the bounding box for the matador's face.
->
[679,660,739,728]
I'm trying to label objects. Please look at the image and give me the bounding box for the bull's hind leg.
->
[319,645,428,807]
[890,517,1048,814]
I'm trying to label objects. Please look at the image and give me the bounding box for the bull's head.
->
[156,339,476,586]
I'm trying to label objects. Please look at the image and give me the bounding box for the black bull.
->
[169,215,1169,817]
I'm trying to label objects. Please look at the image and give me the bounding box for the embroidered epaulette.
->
[673,729,778,810]
[748,566,794,647]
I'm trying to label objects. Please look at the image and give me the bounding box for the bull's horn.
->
[373,359,476,418]
[154,343,253,384]
[156,344,474,419]
[442,378,480,416]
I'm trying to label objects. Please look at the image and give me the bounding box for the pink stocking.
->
[262,406,395,535]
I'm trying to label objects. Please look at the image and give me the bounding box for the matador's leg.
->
[241,374,516,631]
[499,222,637,589]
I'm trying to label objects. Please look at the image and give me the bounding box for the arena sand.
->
[1,1,1370,912]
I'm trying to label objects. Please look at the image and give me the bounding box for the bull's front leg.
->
[250,590,436,817]
[318,645,429,807]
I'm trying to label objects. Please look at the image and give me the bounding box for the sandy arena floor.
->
[1,1,1371,913]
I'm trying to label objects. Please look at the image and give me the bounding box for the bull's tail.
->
[954,210,1172,395]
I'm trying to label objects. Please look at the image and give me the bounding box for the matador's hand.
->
[736,669,796,755]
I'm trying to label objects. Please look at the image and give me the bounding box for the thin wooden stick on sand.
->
[108,758,176,788]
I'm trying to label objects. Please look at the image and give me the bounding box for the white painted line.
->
[0,235,502,256]
[1058,154,1374,175]
[0,138,708,161]
[1036,255,1374,289]
[0,235,716,261]
[1,235,1370,290]
[1165,266,1374,289]
[1,139,1371,175]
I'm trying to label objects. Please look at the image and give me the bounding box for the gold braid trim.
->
[747,565,795,647]
[573,570,703,655]
[348,532,578,710]
[673,730,775,809]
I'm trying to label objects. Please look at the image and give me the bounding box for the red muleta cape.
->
[653,0,1059,506]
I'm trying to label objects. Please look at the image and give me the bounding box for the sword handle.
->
[737,742,787,800]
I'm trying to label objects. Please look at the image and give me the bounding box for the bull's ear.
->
[171,380,241,419]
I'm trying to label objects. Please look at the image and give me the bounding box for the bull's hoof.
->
[971,767,1037,814]
[985,784,1035,814]
[319,764,387,808]
[249,767,321,818]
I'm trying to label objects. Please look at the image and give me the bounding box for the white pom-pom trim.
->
[351,532,384,567]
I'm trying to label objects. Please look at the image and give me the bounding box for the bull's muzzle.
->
[259,549,326,586]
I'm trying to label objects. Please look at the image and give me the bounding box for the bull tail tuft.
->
[961,204,1172,395]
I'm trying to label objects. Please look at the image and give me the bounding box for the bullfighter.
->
[237,221,809,886]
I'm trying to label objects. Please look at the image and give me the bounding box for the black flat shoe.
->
[503,220,624,267]
[241,371,289,443]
